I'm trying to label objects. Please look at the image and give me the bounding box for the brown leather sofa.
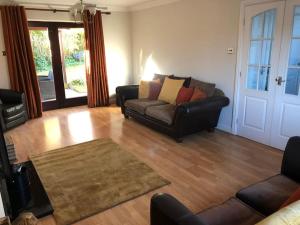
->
[0,89,28,131]
[116,78,230,142]
[150,137,300,225]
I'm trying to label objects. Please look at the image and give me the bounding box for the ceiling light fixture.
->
[71,0,98,23]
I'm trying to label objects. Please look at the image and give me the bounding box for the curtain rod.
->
[25,8,111,15]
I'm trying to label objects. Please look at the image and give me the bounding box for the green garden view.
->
[30,28,87,100]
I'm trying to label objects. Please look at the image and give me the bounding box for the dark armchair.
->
[0,89,28,131]
[236,136,300,216]
[150,137,300,225]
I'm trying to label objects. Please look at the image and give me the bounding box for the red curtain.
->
[1,6,42,118]
[83,11,109,108]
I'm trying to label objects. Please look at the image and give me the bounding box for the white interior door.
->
[271,0,300,149]
[237,2,285,145]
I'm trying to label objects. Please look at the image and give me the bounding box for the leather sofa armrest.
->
[0,89,24,104]
[116,85,139,112]
[0,104,6,130]
[116,85,139,101]
[281,136,300,183]
[151,193,207,225]
[176,96,230,116]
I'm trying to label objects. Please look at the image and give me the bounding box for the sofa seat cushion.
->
[2,104,25,117]
[145,104,176,125]
[125,99,167,115]
[197,198,264,225]
[236,174,300,216]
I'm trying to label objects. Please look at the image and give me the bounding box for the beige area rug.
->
[30,139,169,225]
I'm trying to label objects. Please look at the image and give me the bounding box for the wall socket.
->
[227,48,234,54]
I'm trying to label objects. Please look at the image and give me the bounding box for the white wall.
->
[131,0,241,132]
[0,10,133,96]
[0,193,5,218]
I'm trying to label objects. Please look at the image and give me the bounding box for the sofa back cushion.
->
[189,78,216,97]
[255,200,300,225]
[158,78,184,104]
[169,75,191,88]
[153,74,172,84]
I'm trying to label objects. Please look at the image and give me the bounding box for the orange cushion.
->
[280,188,300,208]
[176,87,194,105]
[190,87,207,101]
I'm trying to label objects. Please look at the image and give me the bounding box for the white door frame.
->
[232,0,286,135]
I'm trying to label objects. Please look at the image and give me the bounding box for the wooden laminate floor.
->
[7,106,283,225]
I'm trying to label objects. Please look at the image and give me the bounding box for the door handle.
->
[275,76,286,86]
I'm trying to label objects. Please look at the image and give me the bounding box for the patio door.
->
[29,22,87,111]
[237,0,300,150]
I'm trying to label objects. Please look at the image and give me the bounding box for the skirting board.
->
[217,123,233,134]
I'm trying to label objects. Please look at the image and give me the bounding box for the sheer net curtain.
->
[1,6,42,118]
[83,11,109,108]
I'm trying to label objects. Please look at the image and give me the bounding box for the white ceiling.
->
[1,0,155,7]
[0,0,181,11]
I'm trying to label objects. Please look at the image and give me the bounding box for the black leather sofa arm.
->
[176,96,230,116]
[0,89,24,104]
[151,193,207,225]
[116,85,139,113]
[281,136,300,183]
[116,85,139,104]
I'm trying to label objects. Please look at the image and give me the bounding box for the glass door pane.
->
[58,28,87,99]
[246,9,276,91]
[29,27,56,102]
[285,6,300,96]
